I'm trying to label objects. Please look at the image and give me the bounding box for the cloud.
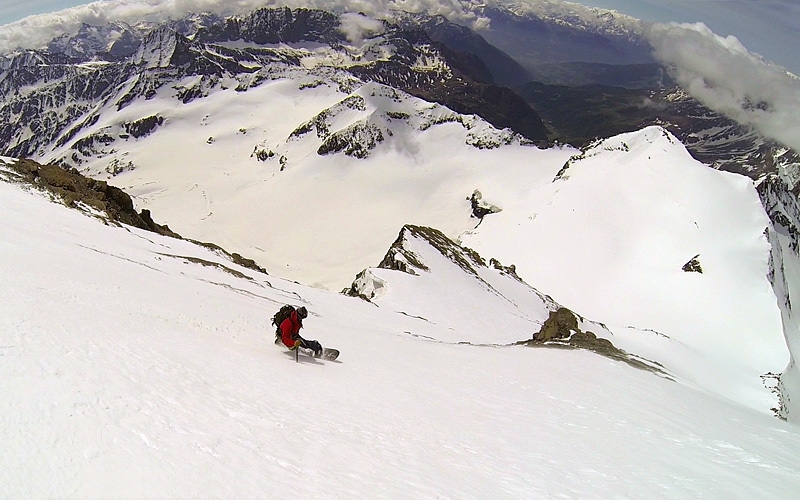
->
[338,12,385,44]
[0,0,489,53]
[645,21,800,153]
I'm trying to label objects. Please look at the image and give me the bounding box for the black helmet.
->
[296,306,308,319]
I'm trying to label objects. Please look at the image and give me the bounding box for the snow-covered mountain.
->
[3,154,800,497]
[0,7,548,161]
[2,28,557,291]
[520,82,800,186]
[46,21,143,60]
[2,2,800,494]
[0,2,797,412]
[459,127,790,413]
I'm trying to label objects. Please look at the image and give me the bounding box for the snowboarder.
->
[277,306,323,357]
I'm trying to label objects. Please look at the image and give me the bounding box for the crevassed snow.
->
[2,171,800,498]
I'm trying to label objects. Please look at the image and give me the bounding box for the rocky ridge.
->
[346,224,668,375]
[0,157,267,275]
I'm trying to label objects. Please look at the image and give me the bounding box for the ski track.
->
[2,165,800,498]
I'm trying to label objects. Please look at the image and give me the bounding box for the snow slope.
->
[3,159,800,498]
[43,71,573,291]
[461,126,789,414]
[28,64,794,416]
[349,224,562,345]
[348,224,640,354]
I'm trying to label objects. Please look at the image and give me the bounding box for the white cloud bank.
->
[646,21,800,153]
[338,12,385,44]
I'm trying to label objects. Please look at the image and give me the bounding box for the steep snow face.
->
[7,38,790,414]
[461,126,788,413]
[3,164,800,498]
[21,54,791,413]
[0,2,793,422]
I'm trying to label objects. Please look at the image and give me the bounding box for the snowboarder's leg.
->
[299,338,323,357]
[307,340,322,357]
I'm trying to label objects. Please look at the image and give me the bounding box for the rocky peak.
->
[134,26,191,68]
[47,21,142,61]
[2,49,70,71]
[351,224,539,305]
[169,12,225,38]
[108,27,144,59]
[376,224,487,277]
[242,7,342,44]
[193,7,344,46]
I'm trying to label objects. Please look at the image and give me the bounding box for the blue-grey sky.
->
[0,0,89,26]
[576,0,800,74]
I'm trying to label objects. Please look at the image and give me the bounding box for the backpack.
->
[272,305,296,337]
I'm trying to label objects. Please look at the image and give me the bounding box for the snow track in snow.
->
[2,175,800,498]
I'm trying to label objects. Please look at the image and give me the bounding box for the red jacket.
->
[280,310,303,348]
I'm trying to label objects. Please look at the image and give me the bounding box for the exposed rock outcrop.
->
[682,254,703,273]
[2,158,268,275]
[8,158,179,237]
[524,307,669,376]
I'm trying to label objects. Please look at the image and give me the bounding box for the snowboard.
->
[275,336,339,361]
[308,347,340,361]
[295,346,339,361]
